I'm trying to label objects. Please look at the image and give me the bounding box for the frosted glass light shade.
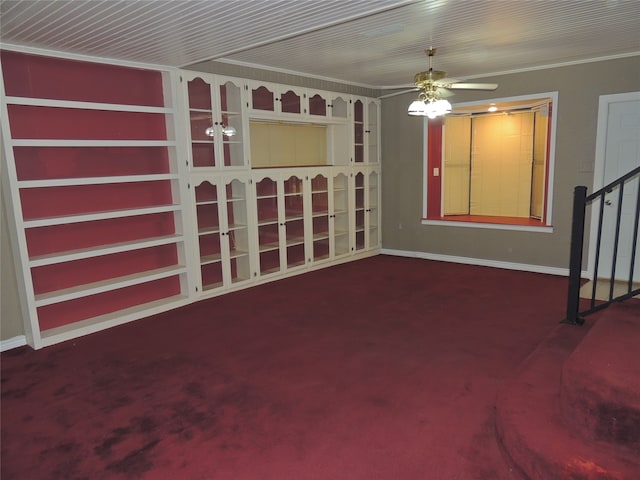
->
[408,98,452,118]
[408,99,428,116]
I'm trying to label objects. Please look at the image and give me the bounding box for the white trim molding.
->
[381,248,576,277]
[1,335,27,352]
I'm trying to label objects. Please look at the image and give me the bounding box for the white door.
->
[591,94,640,282]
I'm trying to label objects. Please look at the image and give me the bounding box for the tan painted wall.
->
[381,56,640,268]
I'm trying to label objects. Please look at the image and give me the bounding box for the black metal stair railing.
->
[564,165,640,325]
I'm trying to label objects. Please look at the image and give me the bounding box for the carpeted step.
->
[560,301,640,456]
[496,311,640,480]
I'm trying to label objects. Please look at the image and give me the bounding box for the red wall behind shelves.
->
[201,263,223,287]
[191,143,216,168]
[286,244,305,266]
[8,105,168,140]
[187,77,212,110]
[3,50,185,334]
[313,216,329,233]
[13,146,171,180]
[257,198,278,222]
[195,182,218,202]
[198,234,221,257]
[1,50,165,106]
[20,180,174,220]
[37,277,182,331]
[25,212,177,258]
[258,224,280,245]
[313,241,330,259]
[196,204,219,230]
[260,250,280,273]
[31,244,179,295]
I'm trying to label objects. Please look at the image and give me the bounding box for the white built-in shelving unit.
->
[1,48,381,349]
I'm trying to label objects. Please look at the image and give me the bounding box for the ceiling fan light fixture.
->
[408,99,429,116]
[428,98,452,118]
[408,98,451,118]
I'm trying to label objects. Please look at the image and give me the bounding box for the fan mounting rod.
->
[414,47,447,92]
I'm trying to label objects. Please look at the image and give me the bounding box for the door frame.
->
[587,91,640,279]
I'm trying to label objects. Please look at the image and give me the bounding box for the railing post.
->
[562,186,587,325]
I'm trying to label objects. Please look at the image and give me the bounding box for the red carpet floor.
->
[1,256,569,479]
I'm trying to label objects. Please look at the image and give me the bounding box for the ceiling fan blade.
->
[377,87,418,99]
[435,87,454,98]
[446,82,498,91]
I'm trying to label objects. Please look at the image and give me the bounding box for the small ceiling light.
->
[488,104,498,113]
[205,126,215,137]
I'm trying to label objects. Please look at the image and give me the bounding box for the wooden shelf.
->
[11,139,176,147]
[18,173,179,188]
[34,265,186,307]
[286,236,305,247]
[39,293,189,345]
[227,223,247,230]
[5,96,173,114]
[258,217,279,226]
[29,234,184,267]
[24,204,181,228]
[200,253,222,264]
[198,226,221,235]
[259,241,280,253]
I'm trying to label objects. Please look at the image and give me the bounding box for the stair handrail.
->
[564,165,640,325]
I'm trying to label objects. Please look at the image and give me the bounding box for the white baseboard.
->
[1,335,27,352]
[380,248,576,277]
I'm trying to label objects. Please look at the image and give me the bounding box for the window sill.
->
[422,216,553,233]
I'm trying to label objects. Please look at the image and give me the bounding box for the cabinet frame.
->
[252,169,309,278]
[181,71,249,170]
[352,167,381,252]
[189,172,254,295]
[351,96,380,165]
[247,80,308,118]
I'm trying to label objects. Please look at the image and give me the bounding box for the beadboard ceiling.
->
[1,0,639,88]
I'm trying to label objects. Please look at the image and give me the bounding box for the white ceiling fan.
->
[381,48,498,118]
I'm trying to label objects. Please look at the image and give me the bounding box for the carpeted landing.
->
[496,300,640,479]
[0,255,615,479]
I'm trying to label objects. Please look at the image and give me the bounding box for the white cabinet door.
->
[253,169,309,277]
[352,97,380,165]
[353,168,381,252]
[220,174,253,286]
[191,174,253,294]
[307,90,350,121]
[309,171,331,263]
[331,169,352,258]
[247,81,308,118]
[366,99,381,165]
[366,169,381,248]
[183,72,247,169]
